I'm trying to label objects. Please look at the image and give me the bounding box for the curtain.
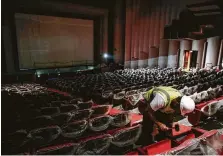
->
[122,0,208,68]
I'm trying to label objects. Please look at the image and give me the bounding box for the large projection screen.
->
[15,13,94,69]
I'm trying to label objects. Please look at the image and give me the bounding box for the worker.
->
[136,86,195,145]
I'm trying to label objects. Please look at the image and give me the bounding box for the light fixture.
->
[37,75,40,78]
[103,53,108,59]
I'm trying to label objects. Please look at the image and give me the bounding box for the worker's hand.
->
[152,124,159,136]
[157,123,169,131]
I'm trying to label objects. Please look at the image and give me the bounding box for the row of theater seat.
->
[46,68,223,109]
[1,84,142,155]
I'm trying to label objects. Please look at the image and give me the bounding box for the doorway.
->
[183,50,198,70]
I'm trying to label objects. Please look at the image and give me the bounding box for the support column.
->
[130,58,138,69]
[201,41,208,68]
[148,46,159,68]
[138,51,148,68]
[192,39,206,68]
[205,36,220,67]
[217,39,223,68]
[158,39,169,68]
[168,40,180,68]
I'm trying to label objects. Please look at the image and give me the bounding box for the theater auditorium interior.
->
[1,0,223,155]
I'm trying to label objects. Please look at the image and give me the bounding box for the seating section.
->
[2,67,223,155]
[1,84,140,155]
[47,68,223,109]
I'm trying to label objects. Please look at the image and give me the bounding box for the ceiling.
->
[164,0,223,40]
[51,0,115,9]
[2,0,114,20]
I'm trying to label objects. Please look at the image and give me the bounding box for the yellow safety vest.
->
[144,86,182,114]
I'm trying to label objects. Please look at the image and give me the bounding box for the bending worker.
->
[137,86,195,145]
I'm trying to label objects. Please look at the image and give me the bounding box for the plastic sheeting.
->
[159,129,223,155]
[76,102,93,110]
[62,120,88,139]
[177,117,193,127]
[89,115,112,132]
[35,143,79,155]
[113,91,125,106]
[28,115,55,130]
[181,85,223,104]
[71,109,93,121]
[111,124,142,147]
[201,101,223,117]
[60,104,78,113]
[40,107,60,116]
[2,129,29,154]
[200,91,209,101]
[92,105,112,117]
[76,134,113,155]
[51,113,73,126]
[28,126,62,147]
[110,112,131,127]
[124,94,142,107]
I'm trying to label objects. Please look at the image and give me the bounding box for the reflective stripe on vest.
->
[144,86,182,114]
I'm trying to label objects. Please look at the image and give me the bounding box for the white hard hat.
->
[180,95,195,116]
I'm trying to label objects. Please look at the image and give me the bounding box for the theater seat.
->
[61,120,88,139]
[35,143,79,155]
[89,115,112,132]
[28,125,61,147]
[76,134,113,155]
[111,124,142,147]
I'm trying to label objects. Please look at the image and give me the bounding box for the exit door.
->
[183,50,198,70]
